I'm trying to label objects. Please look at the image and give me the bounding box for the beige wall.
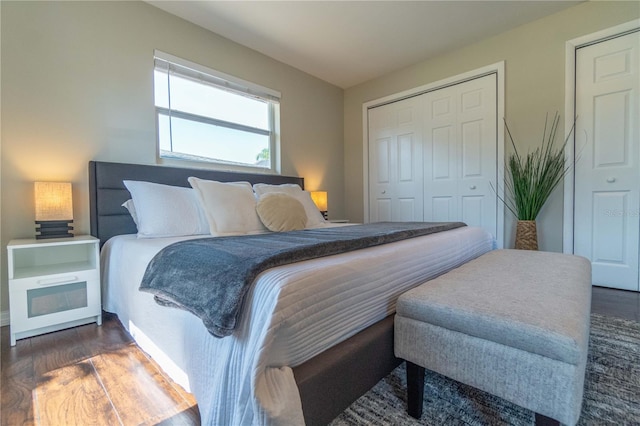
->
[344,1,639,252]
[2,1,639,317]
[0,1,344,313]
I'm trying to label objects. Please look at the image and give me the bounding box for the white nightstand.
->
[7,235,102,346]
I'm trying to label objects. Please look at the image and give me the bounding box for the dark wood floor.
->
[2,286,639,425]
[1,312,199,426]
[591,285,640,322]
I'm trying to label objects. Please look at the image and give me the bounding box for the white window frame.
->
[153,50,281,173]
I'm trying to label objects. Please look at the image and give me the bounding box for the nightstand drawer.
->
[11,269,98,291]
[9,276,101,335]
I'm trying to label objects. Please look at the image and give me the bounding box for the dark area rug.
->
[330,314,640,425]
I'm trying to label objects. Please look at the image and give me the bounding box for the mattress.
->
[101,225,495,425]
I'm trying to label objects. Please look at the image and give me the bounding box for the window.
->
[153,51,280,171]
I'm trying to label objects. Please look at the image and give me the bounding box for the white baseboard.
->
[1,310,9,327]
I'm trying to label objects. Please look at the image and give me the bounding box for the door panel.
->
[398,134,415,182]
[461,120,483,178]
[368,97,423,222]
[594,48,633,81]
[461,196,483,227]
[592,191,627,263]
[593,91,630,166]
[424,74,497,236]
[574,31,640,291]
[432,126,455,180]
[432,197,454,221]
[375,138,391,183]
[398,198,416,221]
[461,88,483,112]
[432,97,452,119]
[375,199,392,222]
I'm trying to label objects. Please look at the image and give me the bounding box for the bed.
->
[90,160,495,425]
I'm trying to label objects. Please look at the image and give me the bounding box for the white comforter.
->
[101,225,494,425]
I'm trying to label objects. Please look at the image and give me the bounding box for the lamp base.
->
[321,211,328,220]
[36,221,74,239]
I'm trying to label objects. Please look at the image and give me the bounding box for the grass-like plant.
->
[501,112,575,220]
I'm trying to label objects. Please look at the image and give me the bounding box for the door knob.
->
[381,190,386,194]
[469,185,477,190]
[606,177,616,183]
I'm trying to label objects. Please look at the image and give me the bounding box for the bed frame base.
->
[293,315,400,426]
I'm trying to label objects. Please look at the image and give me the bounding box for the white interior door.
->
[574,31,640,291]
[368,74,498,240]
[368,97,424,221]
[423,75,498,237]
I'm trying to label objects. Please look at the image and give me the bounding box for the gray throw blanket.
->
[140,222,465,338]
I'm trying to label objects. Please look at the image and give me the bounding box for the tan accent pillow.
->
[256,192,307,232]
[253,183,327,228]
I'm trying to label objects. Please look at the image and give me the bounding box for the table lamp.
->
[310,191,328,220]
[34,182,74,239]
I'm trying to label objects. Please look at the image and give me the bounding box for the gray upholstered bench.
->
[394,249,591,426]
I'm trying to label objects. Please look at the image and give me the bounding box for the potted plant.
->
[501,112,575,250]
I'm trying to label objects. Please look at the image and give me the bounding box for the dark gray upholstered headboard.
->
[89,161,304,246]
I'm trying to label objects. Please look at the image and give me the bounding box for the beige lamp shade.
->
[310,191,328,212]
[34,182,73,221]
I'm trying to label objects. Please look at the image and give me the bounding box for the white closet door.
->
[423,75,497,238]
[368,96,424,222]
[574,31,640,291]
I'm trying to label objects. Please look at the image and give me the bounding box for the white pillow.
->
[123,181,210,238]
[121,199,139,226]
[256,192,307,232]
[253,183,327,228]
[188,177,267,236]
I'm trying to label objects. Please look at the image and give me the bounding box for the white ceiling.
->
[148,1,581,89]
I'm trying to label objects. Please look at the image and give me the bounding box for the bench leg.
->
[535,413,560,426]
[405,360,560,424]
[406,361,425,419]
